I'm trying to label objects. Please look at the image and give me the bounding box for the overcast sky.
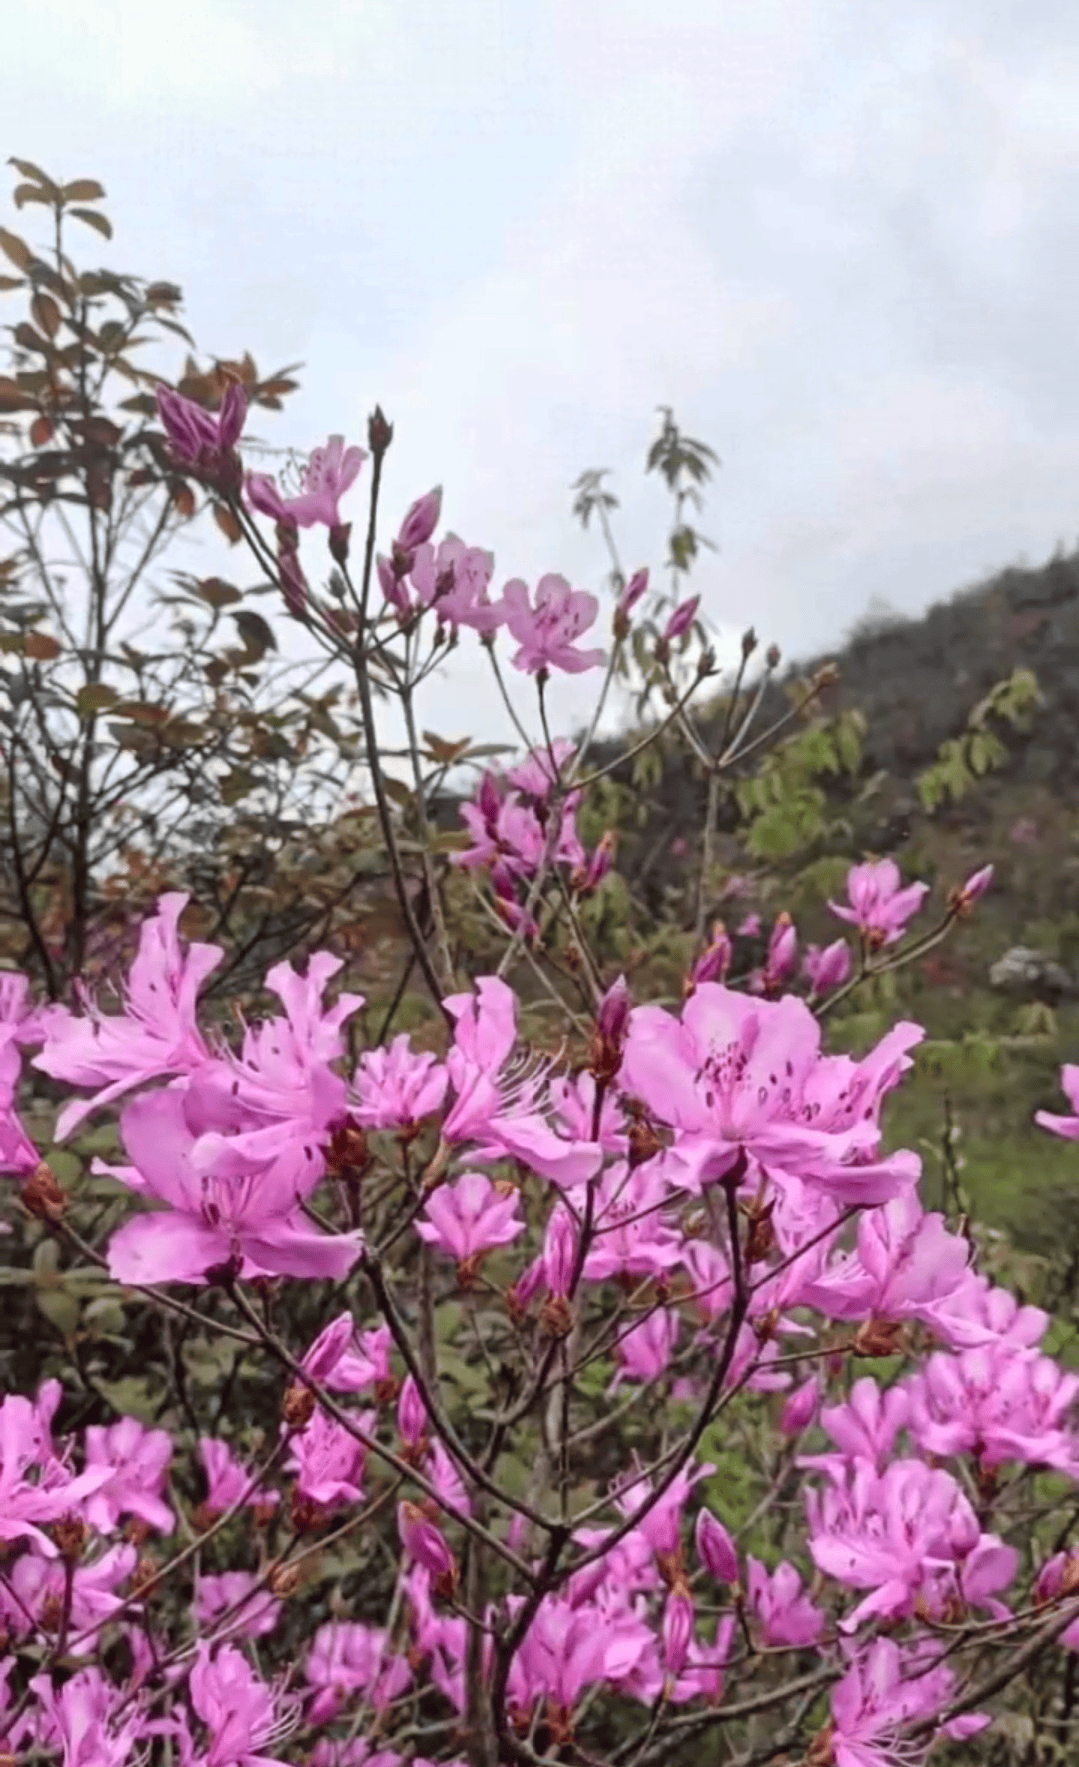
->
[8,0,1079,745]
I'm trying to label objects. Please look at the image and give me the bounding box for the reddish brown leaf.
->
[24,632,61,661]
[0,228,31,271]
[28,415,54,447]
[171,483,196,518]
[61,179,106,203]
[30,292,60,339]
[68,207,112,240]
[213,503,243,545]
[0,377,36,412]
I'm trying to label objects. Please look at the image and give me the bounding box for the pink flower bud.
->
[764,913,798,990]
[662,1588,695,1677]
[398,487,442,551]
[662,596,700,644]
[695,1509,739,1583]
[688,922,732,992]
[397,1376,428,1449]
[802,939,851,995]
[737,912,761,938]
[301,1312,354,1381]
[779,1374,819,1437]
[218,380,249,451]
[542,1205,578,1299]
[574,830,616,893]
[398,1501,456,1585]
[614,567,649,634]
[955,863,994,911]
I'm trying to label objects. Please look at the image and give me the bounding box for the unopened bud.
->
[367,406,394,454]
[588,975,631,1084]
[853,1318,903,1358]
[281,1380,317,1431]
[21,1162,65,1224]
[398,487,442,552]
[741,628,757,658]
[329,522,352,565]
[766,643,781,669]
[52,1515,88,1564]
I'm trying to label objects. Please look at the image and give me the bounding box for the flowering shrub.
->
[1,162,1076,1767]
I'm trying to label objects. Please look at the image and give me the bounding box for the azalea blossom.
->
[415,1171,525,1264]
[246,434,365,529]
[501,574,606,675]
[619,983,922,1204]
[829,859,929,948]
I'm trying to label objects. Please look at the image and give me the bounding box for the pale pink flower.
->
[187,1642,297,1767]
[353,1035,447,1130]
[196,1572,281,1642]
[81,1417,173,1535]
[745,1558,824,1646]
[829,859,929,948]
[197,1439,278,1518]
[305,1622,412,1722]
[501,574,606,675]
[249,434,365,529]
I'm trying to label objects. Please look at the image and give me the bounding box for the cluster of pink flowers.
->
[0,856,1069,1764]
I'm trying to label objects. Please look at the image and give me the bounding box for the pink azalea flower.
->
[660,596,700,646]
[780,1374,820,1437]
[305,1622,412,1723]
[287,1407,371,1509]
[187,1642,297,1767]
[506,740,577,798]
[745,1558,824,1646]
[806,1458,1015,1631]
[828,1639,989,1767]
[409,534,503,635]
[0,972,45,1177]
[612,1308,679,1388]
[196,1572,281,1642]
[415,1171,524,1263]
[34,893,222,1140]
[157,383,247,471]
[81,1417,174,1535]
[662,1589,695,1677]
[105,1088,363,1287]
[501,574,606,675]
[197,1439,278,1518]
[619,984,922,1204]
[30,1667,148,1767]
[352,1034,448,1130]
[10,1543,138,1651]
[805,1192,972,1334]
[614,566,650,630]
[801,1377,910,1476]
[829,859,929,948]
[907,1343,1079,1473]
[1036,1064,1079,1140]
[246,434,366,529]
[0,1395,109,1555]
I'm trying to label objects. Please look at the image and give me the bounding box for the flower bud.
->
[542,1205,578,1300]
[398,487,442,552]
[21,1162,66,1224]
[589,975,631,1085]
[741,627,757,659]
[779,1374,819,1437]
[217,379,249,451]
[803,939,851,996]
[397,1375,429,1450]
[329,522,352,565]
[662,1587,695,1677]
[367,406,394,454]
[613,566,649,637]
[766,642,781,669]
[662,595,700,644]
[950,863,994,915]
[398,1500,457,1589]
[695,1509,739,1583]
[687,922,732,994]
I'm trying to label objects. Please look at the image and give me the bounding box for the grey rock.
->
[989,946,1076,997]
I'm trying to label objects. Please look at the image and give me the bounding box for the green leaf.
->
[75,683,119,717]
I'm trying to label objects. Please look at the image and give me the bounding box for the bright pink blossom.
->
[745,1558,824,1646]
[1036,1064,1079,1140]
[34,893,221,1140]
[619,984,922,1204]
[416,1172,524,1264]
